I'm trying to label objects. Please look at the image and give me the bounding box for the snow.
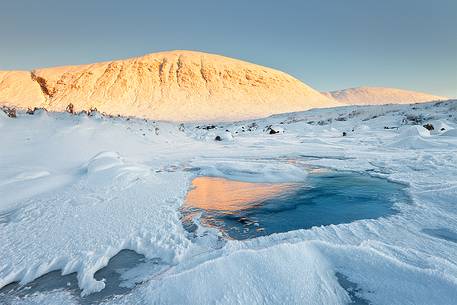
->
[110,243,349,305]
[1,100,457,304]
[9,291,79,305]
[441,128,457,137]
[0,50,339,122]
[323,86,448,105]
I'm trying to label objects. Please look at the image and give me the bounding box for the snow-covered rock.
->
[399,125,431,138]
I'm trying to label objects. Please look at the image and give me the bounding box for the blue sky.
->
[1,0,456,96]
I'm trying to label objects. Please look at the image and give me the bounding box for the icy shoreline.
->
[1,101,457,304]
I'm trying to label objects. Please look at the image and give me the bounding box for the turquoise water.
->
[182,170,409,240]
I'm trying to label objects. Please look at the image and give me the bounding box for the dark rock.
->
[265,125,282,134]
[423,123,434,131]
[441,128,446,131]
[404,114,426,125]
[196,124,216,130]
[247,122,258,131]
[26,107,48,115]
[342,132,347,136]
[1,106,16,118]
[214,136,222,141]
[66,103,74,114]
[88,107,99,116]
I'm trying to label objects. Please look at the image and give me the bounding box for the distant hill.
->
[0,50,339,122]
[323,86,448,105]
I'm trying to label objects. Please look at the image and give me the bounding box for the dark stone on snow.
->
[265,125,281,134]
[88,107,99,116]
[65,103,74,114]
[423,123,434,131]
[1,106,16,118]
[26,107,49,115]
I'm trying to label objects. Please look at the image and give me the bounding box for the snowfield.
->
[1,100,457,304]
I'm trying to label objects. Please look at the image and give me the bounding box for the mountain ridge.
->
[1,51,449,121]
[323,86,447,105]
[0,50,339,121]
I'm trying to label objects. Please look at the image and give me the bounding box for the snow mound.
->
[440,129,457,137]
[115,242,349,305]
[85,151,123,173]
[83,152,151,188]
[192,159,308,183]
[388,126,439,149]
[399,125,430,138]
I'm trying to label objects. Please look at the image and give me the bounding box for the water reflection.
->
[185,177,298,211]
[182,171,408,240]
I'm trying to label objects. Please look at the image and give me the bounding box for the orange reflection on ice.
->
[185,176,298,212]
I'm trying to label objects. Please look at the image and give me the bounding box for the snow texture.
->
[1,100,457,304]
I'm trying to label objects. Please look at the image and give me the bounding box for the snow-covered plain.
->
[1,100,457,304]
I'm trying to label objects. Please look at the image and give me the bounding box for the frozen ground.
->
[1,100,457,304]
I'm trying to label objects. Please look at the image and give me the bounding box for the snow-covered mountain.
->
[0,50,339,121]
[323,86,448,105]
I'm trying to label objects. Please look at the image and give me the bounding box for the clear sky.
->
[1,0,456,96]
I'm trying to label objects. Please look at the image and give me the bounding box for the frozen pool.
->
[181,169,409,240]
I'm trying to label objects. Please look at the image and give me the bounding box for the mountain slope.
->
[0,71,46,107]
[323,86,448,105]
[0,50,339,121]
